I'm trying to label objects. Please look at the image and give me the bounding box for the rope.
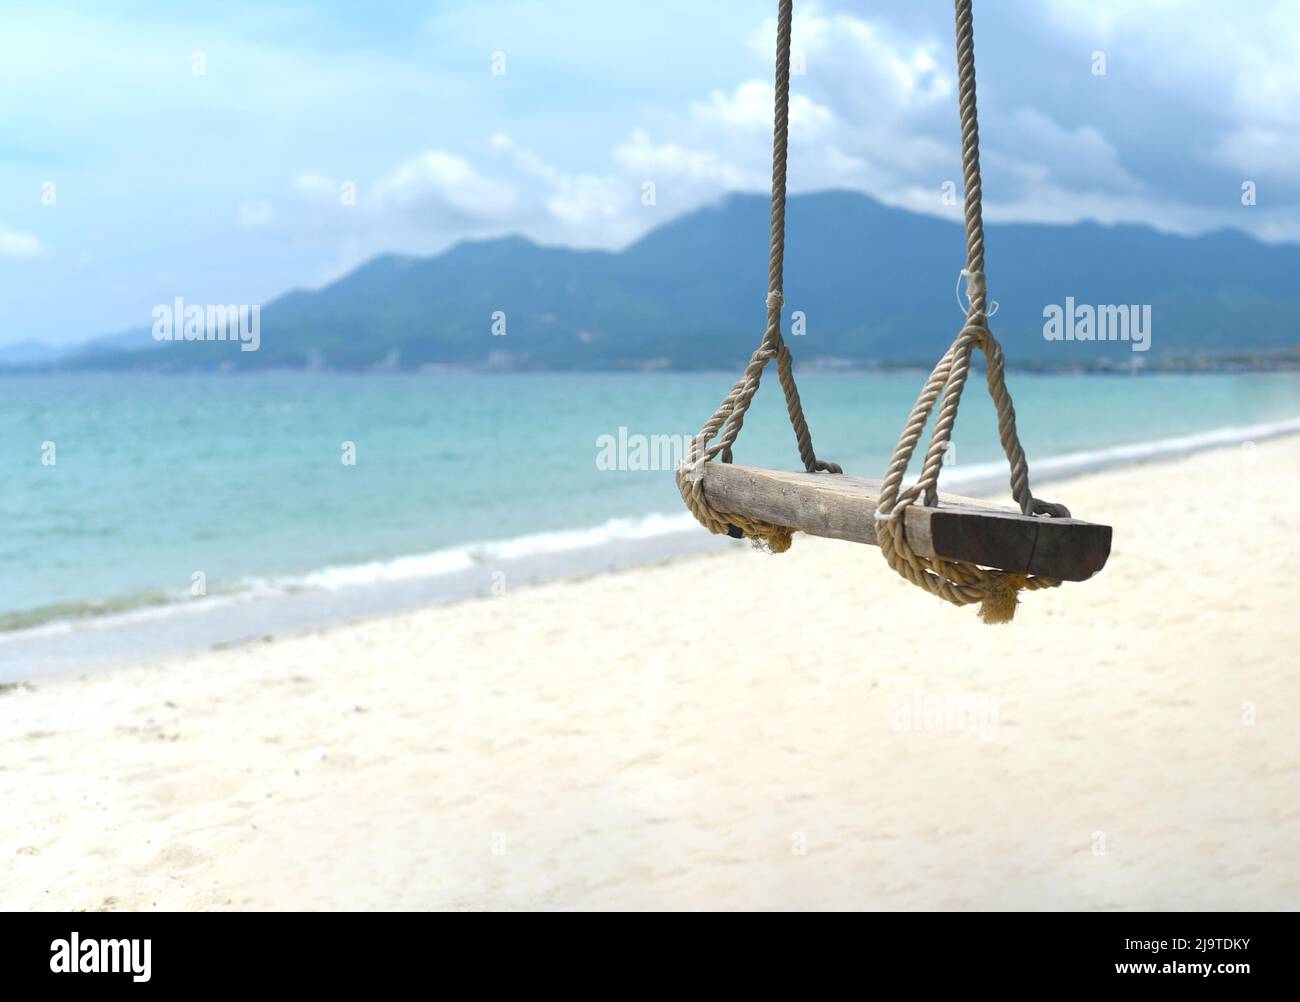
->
[676,0,839,553]
[873,0,1069,623]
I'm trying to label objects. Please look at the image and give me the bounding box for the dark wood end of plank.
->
[927,505,1112,582]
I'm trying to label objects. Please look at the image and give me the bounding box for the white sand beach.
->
[2,436,1298,911]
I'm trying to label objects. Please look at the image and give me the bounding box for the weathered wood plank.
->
[700,463,1111,582]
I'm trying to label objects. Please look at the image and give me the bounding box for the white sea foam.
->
[288,511,699,590]
[0,511,703,645]
[939,416,1300,492]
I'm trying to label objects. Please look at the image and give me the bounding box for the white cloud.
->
[482,135,624,227]
[1041,0,1300,186]
[375,151,519,223]
[259,138,644,283]
[612,130,757,189]
[0,226,47,259]
[1207,127,1300,177]
[769,6,953,110]
[691,81,834,137]
[996,108,1143,194]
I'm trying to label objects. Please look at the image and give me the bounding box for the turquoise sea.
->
[2,369,1299,676]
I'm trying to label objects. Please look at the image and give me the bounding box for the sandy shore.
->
[2,436,1298,911]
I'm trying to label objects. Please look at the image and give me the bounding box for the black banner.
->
[0,910,1291,990]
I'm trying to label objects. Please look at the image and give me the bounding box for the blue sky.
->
[2,0,1297,346]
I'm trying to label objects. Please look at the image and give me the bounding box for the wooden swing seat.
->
[702,463,1112,582]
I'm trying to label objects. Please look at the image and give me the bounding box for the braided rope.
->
[874,0,1068,623]
[677,0,839,552]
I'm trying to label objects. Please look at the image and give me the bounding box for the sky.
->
[2,0,1298,347]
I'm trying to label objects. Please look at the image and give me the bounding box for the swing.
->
[676,0,1112,623]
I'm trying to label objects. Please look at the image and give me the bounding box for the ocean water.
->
[1,369,1299,675]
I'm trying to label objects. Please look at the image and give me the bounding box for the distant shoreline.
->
[3,352,1299,377]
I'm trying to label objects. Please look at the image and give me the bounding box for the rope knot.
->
[957,322,993,353]
[1032,497,1072,519]
[766,290,784,309]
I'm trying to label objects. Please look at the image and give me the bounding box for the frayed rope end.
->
[750,526,794,554]
[978,574,1027,625]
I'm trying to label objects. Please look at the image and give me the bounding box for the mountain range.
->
[26,190,1300,371]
